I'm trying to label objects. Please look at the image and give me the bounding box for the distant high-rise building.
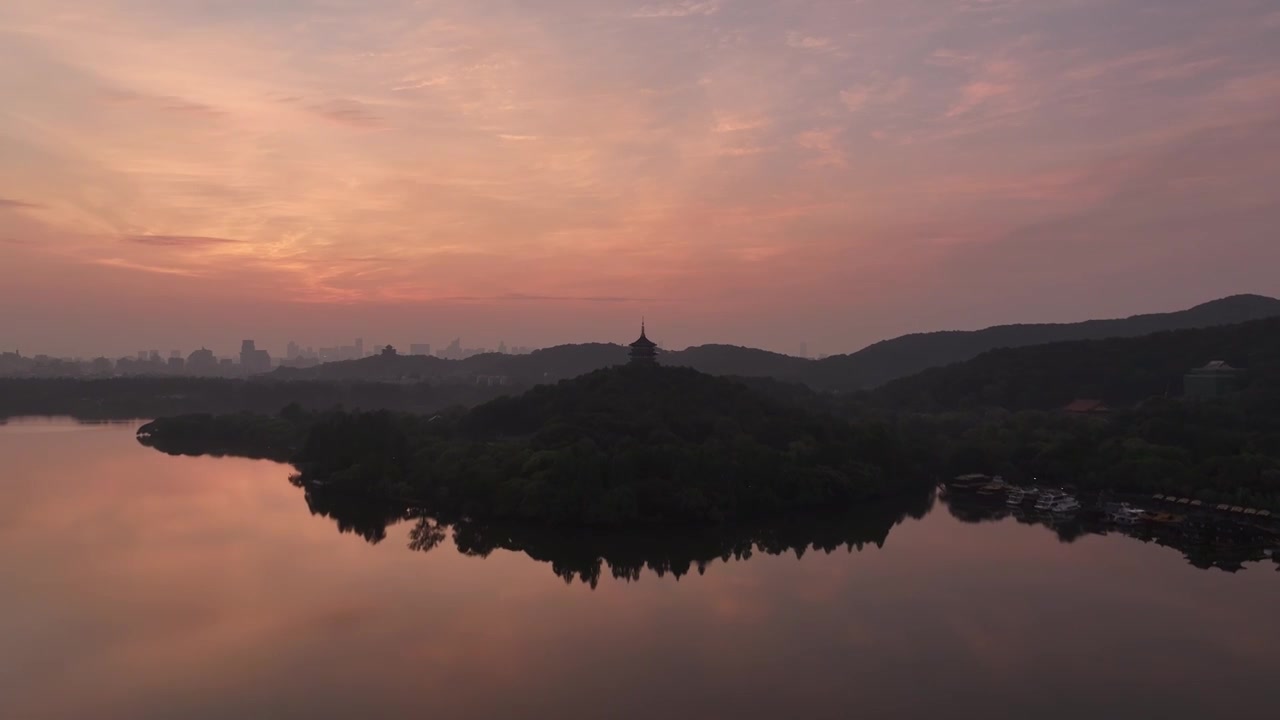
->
[286,341,300,360]
[169,350,181,359]
[441,338,464,360]
[148,350,161,363]
[355,338,364,358]
[409,343,431,356]
[239,340,271,374]
[498,341,508,354]
[187,347,217,374]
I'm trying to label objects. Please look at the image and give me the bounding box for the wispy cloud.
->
[102,90,225,120]
[840,78,911,113]
[786,33,836,53]
[434,293,670,303]
[306,100,386,128]
[630,1,721,18]
[794,128,846,168]
[0,198,42,210]
[93,258,205,277]
[122,234,244,248]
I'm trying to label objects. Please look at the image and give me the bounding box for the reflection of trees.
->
[301,479,1278,577]
[306,485,935,588]
[940,492,1279,571]
[446,490,936,588]
[303,490,416,545]
[408,518,447,552]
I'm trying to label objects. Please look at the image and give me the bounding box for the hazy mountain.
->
[662,344,812,383]
[273,294,1280,391]
[870,315,1280,411]
[808,294,1280,391]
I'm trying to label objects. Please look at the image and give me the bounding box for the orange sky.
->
[2,0,1279,357]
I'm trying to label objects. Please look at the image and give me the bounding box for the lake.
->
[2,417,1278,719]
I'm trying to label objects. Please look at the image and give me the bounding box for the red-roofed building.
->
[1063,399,1110,414]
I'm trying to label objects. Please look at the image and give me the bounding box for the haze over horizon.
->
[3,0,1279,357]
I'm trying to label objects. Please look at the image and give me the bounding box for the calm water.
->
[2,418,1279,719]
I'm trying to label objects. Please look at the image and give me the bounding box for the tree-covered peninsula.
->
[140,365,922,525]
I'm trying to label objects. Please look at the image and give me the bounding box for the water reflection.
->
[940,488,1280,573]
[298,478,1280,584]
[300,484,937,587]
[0,415,141,431]
[8,420,1280,720]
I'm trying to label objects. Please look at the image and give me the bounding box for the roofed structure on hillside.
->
[1184,360,1245,399]
[1063,398,1110,414]
[628,322,658,365]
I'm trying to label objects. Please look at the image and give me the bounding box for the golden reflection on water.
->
[1,420,1278,720]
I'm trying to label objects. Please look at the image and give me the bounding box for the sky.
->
[2,0,1279,358]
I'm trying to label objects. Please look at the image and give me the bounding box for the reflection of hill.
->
[940,491,1280,572]
[303,485,936,588]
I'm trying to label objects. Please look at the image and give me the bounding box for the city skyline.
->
[3,1,1280,356]
[2,334,544,364]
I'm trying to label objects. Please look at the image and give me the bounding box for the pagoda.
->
[628,321,658,365]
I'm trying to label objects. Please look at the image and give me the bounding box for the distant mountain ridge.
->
[868,314,1280,411]
[805,294,1280,391]
[272,294,1280,391]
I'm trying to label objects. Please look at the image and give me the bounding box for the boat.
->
[975,476,1010,496]
[1049,498,1081,514]
[1034,490,1068,511]
[948,474,993,491]
[1006,488,1027,506]
[1107,504,1145,524]
[1141,511,1185,525]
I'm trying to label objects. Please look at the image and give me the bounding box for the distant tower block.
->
[628,321,658,365]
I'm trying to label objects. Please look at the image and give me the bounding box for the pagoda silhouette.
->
[628,321,658,365]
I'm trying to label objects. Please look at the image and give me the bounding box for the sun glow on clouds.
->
[1,0,1280,354]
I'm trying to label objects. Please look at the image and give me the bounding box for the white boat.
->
[1107,504,1144,524]
[1006,488,1027,506]
[1034,491,1067,511]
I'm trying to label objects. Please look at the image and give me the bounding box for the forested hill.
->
[272,294,1280,391]
[870,315,1280,411]
[285,365,920,525]
[807,294,1280,391]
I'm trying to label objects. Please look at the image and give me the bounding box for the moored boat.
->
[1049,498,1081,514]
[1142,511,1185,525]
[1034,490,1068,511]
[1106,503,1145,524]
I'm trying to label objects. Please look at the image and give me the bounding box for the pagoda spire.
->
[628,318,658,364]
